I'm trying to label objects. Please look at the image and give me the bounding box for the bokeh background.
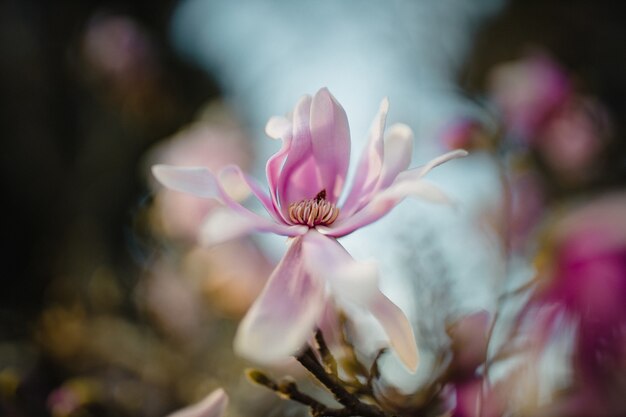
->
[1,1,625,416]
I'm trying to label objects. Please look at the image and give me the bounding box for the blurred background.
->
[1,0,625,416]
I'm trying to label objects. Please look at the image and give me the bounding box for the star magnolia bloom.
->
[166,388,228,417]
[153,88,466,371]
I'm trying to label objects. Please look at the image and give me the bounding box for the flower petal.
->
[166,388,228,417]
[340,98,388,215]
[200,207,307,246]
[310,88,351,203]
[320,178,452,238]
[322,150,467,237]
[152,165,220,198]
[153,164,301,243]
[395,149,468,183]
[369,291,419,372]
[265,115,291,140]
[220,165,284,222]
[376,123,414,190]
[234,236,326,364]
[301,230,418,371]
[276,95,325,210]
[265,130,292,222]
[301,230,379,305]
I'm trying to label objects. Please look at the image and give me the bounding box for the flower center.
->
[288,190,340,227]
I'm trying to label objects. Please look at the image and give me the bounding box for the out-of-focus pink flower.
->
[535,97,610,185]
[488,54,571,142]
[439,119,491,151]
[153,88,466,370]
[149,116,253,241]
[520,193,626,415]
[166,388,228,417]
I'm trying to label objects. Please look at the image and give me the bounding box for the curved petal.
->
[395,149,468,183]
[369,291,419,372]
[200,207,307,246]
[320,178,452,238]
[340,98,388,216]
[376,123,414,190]
[234,237,326,364]
[310,88,351,203]
[152,165,220,198]
[301,231,418,372]
[277,95,324,210]
[265,131,292,222]
[166,388,228,417]
[301,230,379,305]
[265,115,291,140]
[153,165,300,243]
[220,165,283,222]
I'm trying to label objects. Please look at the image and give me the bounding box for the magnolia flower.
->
[153,88,466,371]
[166,388,228,417]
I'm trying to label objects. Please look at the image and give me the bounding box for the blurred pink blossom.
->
[166,388,228,417]
[488,54,571,142]
[535,97,610,184]
[149,115,253,241]
[153,88,466,370]
[520,193,626,415]
[439,119,490,151]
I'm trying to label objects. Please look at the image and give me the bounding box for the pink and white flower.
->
[153,88,466,371]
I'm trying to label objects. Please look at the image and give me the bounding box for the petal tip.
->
[380,97,390,113]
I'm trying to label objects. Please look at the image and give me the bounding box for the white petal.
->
[166,388,228,417]
[369,292,419,372]
[378,178,452,205]
[152,165,219,198]
[265,116,292,140]
[234,237,326,364]
[396,149,469,183]
[377,123,414,189]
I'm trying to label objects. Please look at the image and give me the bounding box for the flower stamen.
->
[288,191,340,227]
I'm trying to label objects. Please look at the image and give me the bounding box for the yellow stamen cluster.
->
[288,193,340,227]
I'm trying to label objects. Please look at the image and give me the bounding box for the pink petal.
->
[265,130,292,223]
[200,207,307,246]
[369,291,419,372]
[375,123,414,190]
[220,165,283,222]
[395,149,468,183]
[322,150,467,237]
[320,178,452,238]
[234,236,326,364]
[153,164,302,243]
[340,98,388,216]
[309,88,351,203]
[301,230,379,305]
[166,388,228,417]
[277,95,324,210]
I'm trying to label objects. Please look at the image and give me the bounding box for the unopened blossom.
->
[153,88,466,371]
[166,388,228,417]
